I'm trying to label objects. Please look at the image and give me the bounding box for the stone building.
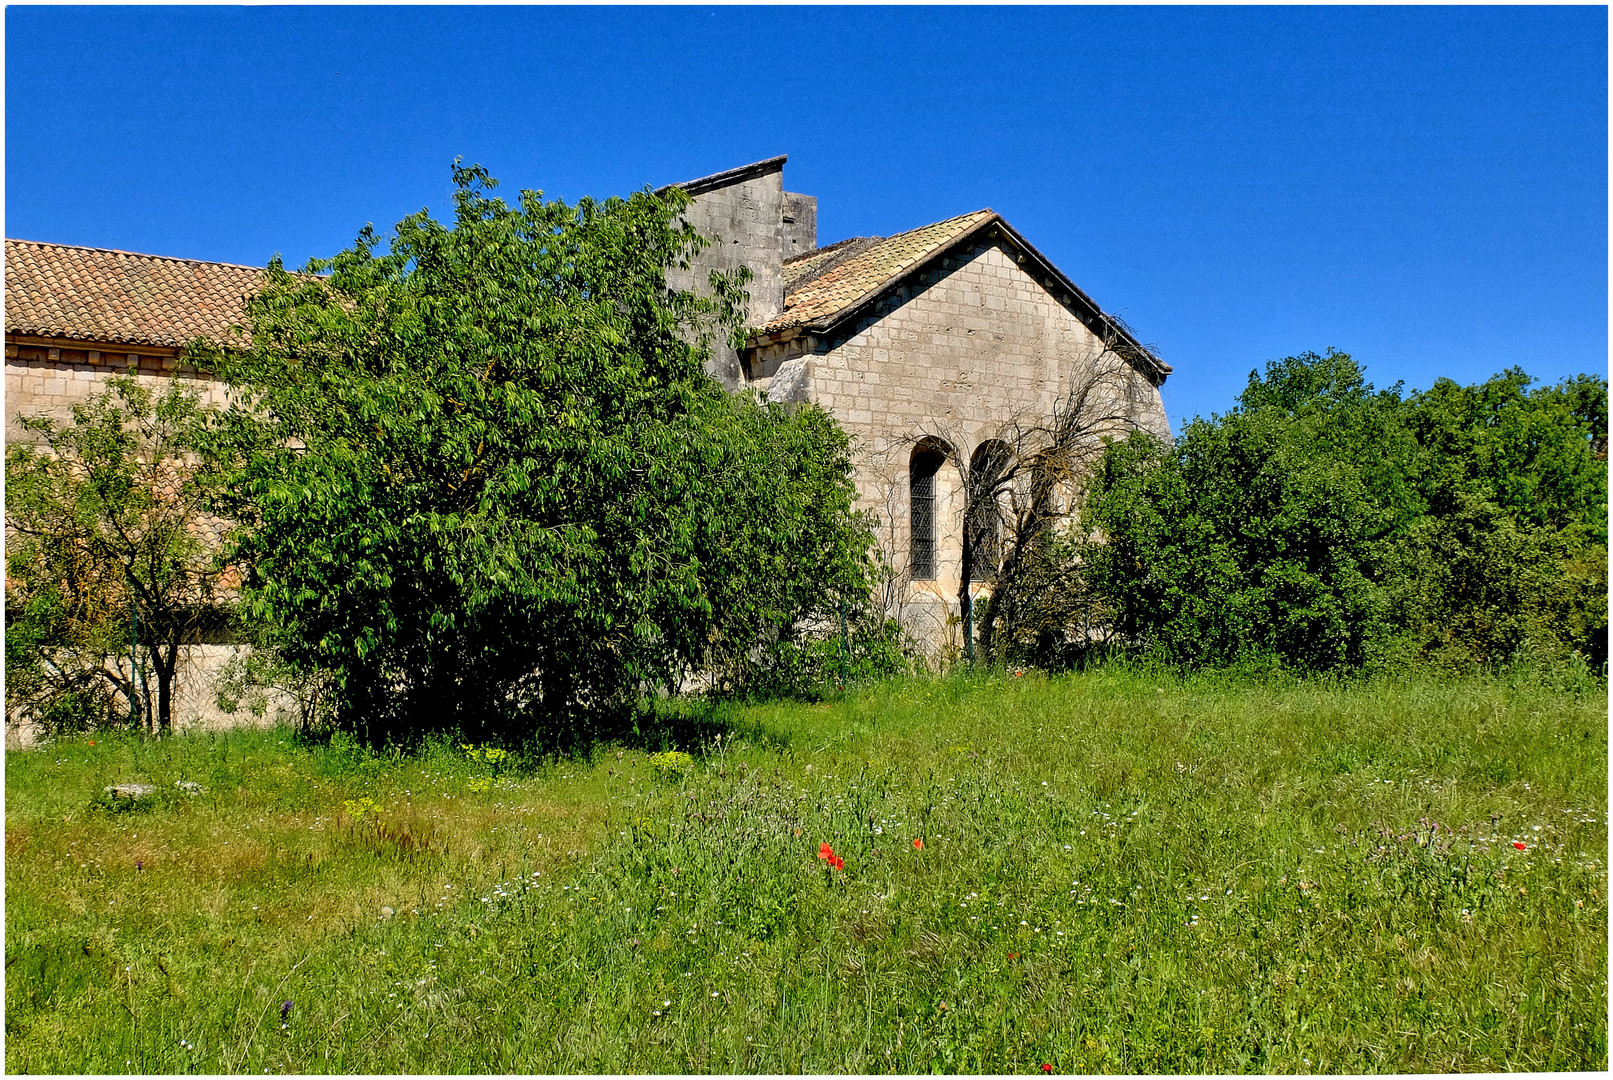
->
[4,242,268,741]
[4,240,254,439]
[5,154,1172,717]
[664,157,1172,649]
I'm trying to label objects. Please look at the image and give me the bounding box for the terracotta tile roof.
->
[758,210,995,335]
[781,236,878,290]
[5,239,262,349]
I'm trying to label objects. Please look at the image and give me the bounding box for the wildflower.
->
[1513,841,1527,851]
[830,854,844,871]
[281,1000,293,1021]
[912,838,924,850]
[819,842,833,861]
[1042,1065,1054,1073]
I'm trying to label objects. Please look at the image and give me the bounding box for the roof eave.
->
[785,212,1002,340]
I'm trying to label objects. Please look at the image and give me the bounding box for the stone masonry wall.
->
[788,240,1170,648]
[5,644,286,748]
[6,338,227,443]
[666,167,786,390]
[782,192,818,260]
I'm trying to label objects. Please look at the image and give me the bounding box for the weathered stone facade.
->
[662,156,800,390]
[671,159,1173,651]
[767,242,1167,643]
[5,338,226,442]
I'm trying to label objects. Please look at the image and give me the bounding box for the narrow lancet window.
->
[968,441,1012,583]
[910,447,944,581]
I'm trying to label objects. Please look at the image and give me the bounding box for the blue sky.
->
[6,6,1606,425]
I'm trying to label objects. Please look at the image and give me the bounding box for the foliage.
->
[647,749,694,781]
[1385,491,1608,667]
[985,525,1115,670]
[205,164,875,746]
[4,669,1604,1072]
[718,611,915,702]
[692,397,890,699]
[1082,408,1391,670]
[5,378,233,734]
[1407,368,1608,538]
[1081,351,1607,673]
[210,631,333,731]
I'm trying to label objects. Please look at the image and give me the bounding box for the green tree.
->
[1082,407,1391,671]
[1394,369,1609,665]
[1386,491,1608,667]
[206,165,875,745]
[1080,351,1608,673]
[5,378,233,733]
[1406,368,1608,539]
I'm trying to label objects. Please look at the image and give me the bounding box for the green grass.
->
[6,666,1607,1073]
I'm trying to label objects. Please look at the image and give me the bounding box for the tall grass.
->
[5,666,1606,1072]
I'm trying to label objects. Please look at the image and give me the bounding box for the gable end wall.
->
[793,241,1170,637]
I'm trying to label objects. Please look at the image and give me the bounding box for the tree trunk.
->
[151,639,178,735]
[959,531,975,665]
[977,583,1002,662]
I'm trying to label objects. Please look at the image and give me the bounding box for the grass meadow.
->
[4,666,1607,1073]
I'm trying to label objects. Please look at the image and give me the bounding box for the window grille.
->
[967,500,1000,582]
[910,450,943,580]
[968,442,1011,583]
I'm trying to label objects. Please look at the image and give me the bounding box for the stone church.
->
[662,157,1172,648]
[5,155,1172,719]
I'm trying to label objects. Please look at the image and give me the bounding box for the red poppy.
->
[1041,1065,1053,1073]
[819,842,833,861]
[1008,952,1018,961]
[830,855,844,871]
[1513,841,1527,851]
[912,838,924,850]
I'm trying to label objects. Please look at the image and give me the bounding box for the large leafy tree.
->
[207,165,873,744]
[6,379,233,733]
[1393,369,1608,665]
[1081,351,1607,672]
[1083,402,1392,670]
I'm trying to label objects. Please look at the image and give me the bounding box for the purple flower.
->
[280,1000,293,1021]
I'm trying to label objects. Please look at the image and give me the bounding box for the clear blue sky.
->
[6,6,1606,426]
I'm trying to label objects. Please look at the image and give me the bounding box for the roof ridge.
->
[883,208,993,240]
[5,238,266,273]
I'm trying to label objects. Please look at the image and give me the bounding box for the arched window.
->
[968,441,1013,583]
[909,443,946,581]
